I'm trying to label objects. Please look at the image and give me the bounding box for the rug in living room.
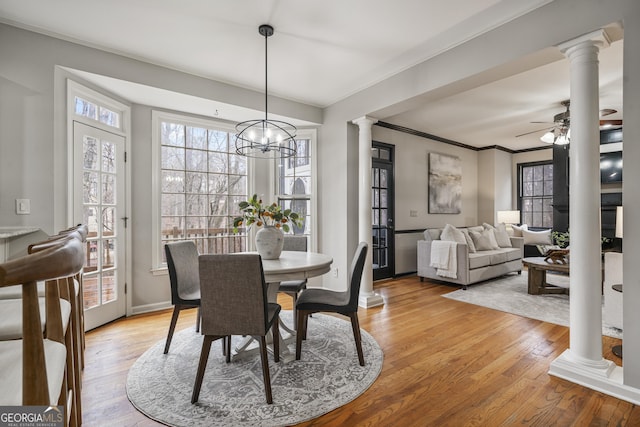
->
[126,312,383,427]
[442,271,622,339]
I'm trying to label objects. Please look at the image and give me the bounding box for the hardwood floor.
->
[82,275,639,426]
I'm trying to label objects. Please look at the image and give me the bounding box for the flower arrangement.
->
[233,194,302,233]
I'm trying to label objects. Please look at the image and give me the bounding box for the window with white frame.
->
[154,113,248,265]
[276,132,315,240]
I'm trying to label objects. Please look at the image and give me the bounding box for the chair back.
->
[165,241,200,303]
[198,254,269,336]
[283,235,307,252]
[346,242,368,310]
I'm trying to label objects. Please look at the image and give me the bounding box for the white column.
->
[352,116,384,308]
[548,30,640,403]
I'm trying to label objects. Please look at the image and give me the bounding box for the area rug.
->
[442,271,622,339]
[126,312,383,427]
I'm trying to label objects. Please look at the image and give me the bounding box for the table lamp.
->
[616,206,623,238]
[497,210,521,235]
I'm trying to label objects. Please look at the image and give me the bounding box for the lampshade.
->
[235,25,297,159]
[540,131,555,144]
[616,206,623,238]
[497,210,520,225]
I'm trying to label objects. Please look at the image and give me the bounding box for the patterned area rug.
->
[442,271,622,339]
[126,312,383,427]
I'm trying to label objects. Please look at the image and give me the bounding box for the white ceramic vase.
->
[255,226,284,260]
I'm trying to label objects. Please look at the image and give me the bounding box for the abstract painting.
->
[429,153,462,214]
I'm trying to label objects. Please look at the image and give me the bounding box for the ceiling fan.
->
[516,100,622,144]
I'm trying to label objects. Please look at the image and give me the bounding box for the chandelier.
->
[235,24,297,159]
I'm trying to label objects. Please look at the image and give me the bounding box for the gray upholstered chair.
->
[279,235,308,327]
[295,242,368,366]
[164,241,201,354]
[192,253,281,404]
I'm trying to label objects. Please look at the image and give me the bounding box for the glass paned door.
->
[372,143,395,281]
[74,122,126,330]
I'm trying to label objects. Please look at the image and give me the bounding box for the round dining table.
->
[232,250,333,362]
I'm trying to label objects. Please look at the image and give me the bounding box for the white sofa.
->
[417,225,524,289]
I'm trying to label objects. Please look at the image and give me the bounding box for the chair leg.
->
[164,306,181,354]
[348,312,365,366]
[191,335,214,404]
[258,336,273,404]
[272,318,280,363]
[225,336,231,363]
[195,306,201,333]
[295,310,307,360]
[291,293,298,330]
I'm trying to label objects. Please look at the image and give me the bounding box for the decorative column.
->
[549,29,621,391]
[352,116,384,308]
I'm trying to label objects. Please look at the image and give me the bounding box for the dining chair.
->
[278,235,307,327]
[295,242,368,366]
[164,241,201,354]
[192,254,281,404]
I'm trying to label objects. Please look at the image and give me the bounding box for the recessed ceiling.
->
[0,0,622,151]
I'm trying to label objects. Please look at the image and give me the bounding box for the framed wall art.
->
[428,153,462,214]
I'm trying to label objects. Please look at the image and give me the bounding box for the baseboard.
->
[130,301,173,316]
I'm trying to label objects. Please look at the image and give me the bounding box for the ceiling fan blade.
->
[515,126,554,138]
[600,108,617,117]
[530,121,555,124]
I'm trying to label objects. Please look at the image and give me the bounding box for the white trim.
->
[130,301,173,316]
[151,110,251,269]
[66,80,133,318]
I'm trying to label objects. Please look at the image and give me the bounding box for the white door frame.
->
[67,80,132,327]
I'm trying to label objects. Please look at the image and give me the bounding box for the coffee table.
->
[522,256,570,295]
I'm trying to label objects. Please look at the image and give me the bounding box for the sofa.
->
[417,224,524,289]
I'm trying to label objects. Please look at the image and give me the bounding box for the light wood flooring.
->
[82,275,639,426]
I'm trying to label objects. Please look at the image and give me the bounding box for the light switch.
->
[410,210,418,217]
[16,199,30,215]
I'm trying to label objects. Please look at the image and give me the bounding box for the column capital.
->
[557,29,611,55]
[351,116,378,129]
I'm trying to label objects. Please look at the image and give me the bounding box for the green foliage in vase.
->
[233,194,302,233]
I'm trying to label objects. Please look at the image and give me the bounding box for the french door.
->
[372,142,395,281]
[73,122,126,330]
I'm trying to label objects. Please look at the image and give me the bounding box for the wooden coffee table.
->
[522,257,570,295]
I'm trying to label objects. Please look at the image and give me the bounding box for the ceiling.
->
[0,0,623,151]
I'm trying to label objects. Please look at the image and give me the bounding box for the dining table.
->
[232,250,333,362]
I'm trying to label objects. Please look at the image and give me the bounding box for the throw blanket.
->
[430,241,458,278]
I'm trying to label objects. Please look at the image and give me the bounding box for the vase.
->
[255,226,284,260]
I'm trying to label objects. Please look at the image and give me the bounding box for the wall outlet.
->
[16,199,30,215]
[332,268,338,278]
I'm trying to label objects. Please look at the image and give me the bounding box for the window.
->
[74,96,121,129]
[518,162,553,228]
[154,113,248,266]
[276,131,316,241]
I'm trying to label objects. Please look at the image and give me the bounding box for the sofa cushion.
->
[512,223,528,237]
[441,224,467,245]
[460,229,477,253]
[522,228,552,245]
[424,228,442,242]
[483,223,512,248]
[470,229,499,250]
[469,252,491,269]
[499,247,522,262]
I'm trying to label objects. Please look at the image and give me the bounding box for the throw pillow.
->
[440,224,467,245]
[512,223,528,237]
[493,223,512,248]
[470,229,499,251]
[522,228,553,245]
[460,229,477,253]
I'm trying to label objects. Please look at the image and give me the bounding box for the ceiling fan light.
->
[556,134,569,145]
[540,131,555,144]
